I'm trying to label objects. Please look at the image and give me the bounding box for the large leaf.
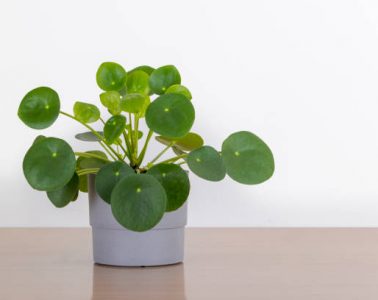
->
[145,93,195,139]
[99,91,121,115]
[149,65,181,95]
[126,70,150,95]
[75,131,104,142]
[187,146,226,181]
[18,87,60,129]
[148,164,190,212]
[76,151,108,169]
[96,62,127,91]
[103,115,126,144]
[95,161,134,203]
[165,84,192,100]
[73,101,100,123]
[47,173,79,208]
[221,131,274,184]
[120,93,150,116]
[156,132,203,152]
[23,137,76,191]
[111,174,167,232]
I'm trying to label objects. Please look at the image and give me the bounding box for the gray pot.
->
[88,175,187,267]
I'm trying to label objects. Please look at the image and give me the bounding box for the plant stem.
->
[77,168,100,176]
[100,141,117,160]
[134,115,139,161]
[158,153,187,165]
[137,130,153,165]
[74,152,110,162]
[123,131,133,160]
[147,142,176,167]
[176,160,187,166]
[60,111,122,161]
[99,117,106,125]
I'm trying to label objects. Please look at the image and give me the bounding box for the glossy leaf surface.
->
[104,115,126,144]
[73,102,100,123]
[156,132,203,152]
[120,93,150,116]
[47,173,79,208]
[126,70,150,95]
[165,84,192,100]
[149,65,181,95]
[96,62,127,91]
[130,65,154,75]
[100,91,121,115]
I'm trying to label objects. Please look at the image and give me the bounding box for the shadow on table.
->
[91,263,186,299]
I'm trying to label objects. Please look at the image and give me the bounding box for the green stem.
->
[123,131,133,160]
[77,168,100,176]
[147,142,176,167]
[74,152,110,162]
[137,130,153,165]
[176,160,187,166]
[133,115,139,161]
[158,153,187,165]
[100,141,117,160]
[60,111,122,161]
[99,117,106,125]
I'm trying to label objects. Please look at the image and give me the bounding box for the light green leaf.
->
[120,93,150,116]
[126,70,150,95]
[96,62,127,91]
[165,84,192,100]
[156,132,203,152]
[130,65,154,75]
[100,91,121,115]
[104,115,126,144]
[73,101,100,123]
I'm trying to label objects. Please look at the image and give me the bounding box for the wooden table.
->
[1,228,378,299]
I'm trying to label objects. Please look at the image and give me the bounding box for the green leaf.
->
[47,173,79,208]
[130,65,154,75]
[156,132,203,152]
[125,124,143,139]
[77,151,108,169]
[126,70,150,95]
[73,101,100,123]
[79,175,88,193]
[172,146,186,156]
[96,62,127,91]
[165,84,192,100]
[95,161,134,204]
[99,91,121,115]
[23,137,76,191]
[103,115,126,144]
[221,131,275,184]
[33,135,47,145]
[187,146,226,181]
[18,87,60,129]
[120,93,150,116]
[111,174,167,232]
[148,164,190,212]
[75,131,104,142]
[149,65,181,95]
[145,93,195,139]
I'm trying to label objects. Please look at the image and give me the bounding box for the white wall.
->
[1,0,378,227]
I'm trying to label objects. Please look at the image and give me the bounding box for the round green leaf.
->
[130,65,155,75]
[47,173,79,208]
[221,131,275,185]
[120,93,150,116]
[96,62,127,91]
[165,84,192,100]
[95,161,134,203]
[79,175,88,193]
[23,137,76,191]
[18,87,60,129]
[73,101,100,123]
[33,135,46,145]
[145,94,195,139]
[104,115,126,144]
[77,151,108,169]
[126,70,150,95]
[148,164,190,212]
[100,91,121,115]
[149,65,181,95]
[75,131,104,142]
[156,132,203,152]
[111,174,167,232]
[187,146,226,181]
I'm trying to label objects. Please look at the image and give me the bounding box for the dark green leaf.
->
[99,91,121,115]
[79,175,88,193]
[221,131,274,184]
[165,84,192,100]
[95,161,134,203]
[33,135,46,145]
[156,132,203,152]
[96,62,127,91]
[148,164,190,212]
[126,70,150,95]
[18,87,60,129]
[75,131,104,142]
[104,115,126,144]
[73,101,100,123]
[111,174,167,232]
[187,146,226,181]
[47,173,79,208]
[149,65,181,95]
[23,137,76,191]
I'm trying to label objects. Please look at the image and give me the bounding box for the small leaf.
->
[96,62,127,91]
[47,173,79,208]
[104,115,126,144]
[165,84,192,100]
[172,146,186,156]
[111,174,167,232]
[18,87,60,129]
[100,91,121,115]
[23,137,76,191]
[221,131,274,184]
[79,175,88,193]
[149,65,181,95]
[126,70,150,95]
[130,65,155,75]
[187,146,226,182]
[73,101,100,123]
[145,93,195,139]
[95,161,134,203]
[77,151,108,169]
[148,164,190,212]
[75,131,104,142]
[156,132,203,152]
[33,135,46,145]
[120,93,150,116]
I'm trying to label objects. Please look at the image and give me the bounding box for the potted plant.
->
[17,62,275,266]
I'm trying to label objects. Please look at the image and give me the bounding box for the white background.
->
[1,0,378,227]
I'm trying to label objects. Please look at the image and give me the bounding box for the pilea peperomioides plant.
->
[18,62,275,232]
